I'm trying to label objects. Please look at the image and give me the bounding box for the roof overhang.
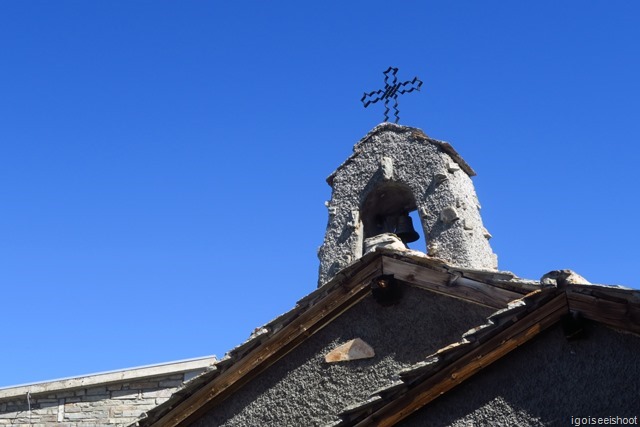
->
[134,249,640,427]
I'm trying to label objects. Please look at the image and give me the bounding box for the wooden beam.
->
[355,292,568,426]
[567,291,640,335]
[151,258,382,427]
[381,257,524,309]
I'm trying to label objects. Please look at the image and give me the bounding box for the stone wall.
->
[0,357,214,426]
[318,123,497,286]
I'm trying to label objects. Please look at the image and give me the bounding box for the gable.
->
[134,251,542,426]
[192,286,494,426]
[135,250,639,427]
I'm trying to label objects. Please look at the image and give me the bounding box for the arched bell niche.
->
[360,182,425,250]
[318,123,498,287]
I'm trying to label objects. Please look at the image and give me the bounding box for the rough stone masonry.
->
[0,357,214,426]
[318,123,497,286]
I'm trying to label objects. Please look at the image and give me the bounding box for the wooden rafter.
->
[140,251,639,427]
[566,290,640,335]
[354,292,569,426]
[151,258,382,427]
[381,257,525,309]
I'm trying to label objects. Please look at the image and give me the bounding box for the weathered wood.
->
[565,284,640,304]
[151,258,382,427]
[382,257,523,309]
[355,292,568,427]
[567,291,640,335]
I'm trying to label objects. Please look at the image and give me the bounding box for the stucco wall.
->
[398,322,640,427]
[192,285,494,427]
[318,123,497,286]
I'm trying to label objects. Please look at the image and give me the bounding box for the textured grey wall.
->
[399,322,640,427]
[318,123,497,287]
[192,286,494,427]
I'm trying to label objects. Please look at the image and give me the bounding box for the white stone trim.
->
[0,355,216,400]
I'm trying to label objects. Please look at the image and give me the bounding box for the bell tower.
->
[317,123,498,286]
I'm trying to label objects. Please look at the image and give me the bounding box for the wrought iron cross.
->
[361,67,423,123]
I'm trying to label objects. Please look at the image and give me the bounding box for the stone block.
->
[428,241,440,256]
[158,379,183,387]
[347,209,360,229]
[166,374,184,380]
[440,206,459,224]
[110,404,137,413]
[540,269,591,287]
[483,227,492,239]
[128,381,158,389]
[85,387,107,395]
[363,233,406,254]
[120,409,146,417]
[325,338,375,363]
[47,391,75,398]
[0,412,19,419]
[447,161,460,172]
[111,389,140,400]
[142,389,173,399]
[64,411,93,419]
[40,414,58,423]
[81,394,110,402]
[381,156,394,180]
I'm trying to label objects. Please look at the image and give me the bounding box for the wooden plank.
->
[355,292,568,427]
[382,257,523,309]
[567,291,640,335]
[565,284,640,304]
[151,258,383,427]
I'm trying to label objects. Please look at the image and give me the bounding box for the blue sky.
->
[1,1,638,387]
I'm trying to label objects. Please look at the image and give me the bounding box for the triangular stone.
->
[324,338,375,363]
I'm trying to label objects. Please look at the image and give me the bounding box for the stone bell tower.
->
[317,123,498,286]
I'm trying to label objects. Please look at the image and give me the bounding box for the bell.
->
[395,213,420,244]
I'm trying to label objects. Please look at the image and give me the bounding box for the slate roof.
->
[133,248,639,427]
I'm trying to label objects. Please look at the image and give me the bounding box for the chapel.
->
[135,123,640,427]
[1,122,638,427]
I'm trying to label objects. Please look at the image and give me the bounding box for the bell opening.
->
[361,182,426,252]
[404,210,426,251]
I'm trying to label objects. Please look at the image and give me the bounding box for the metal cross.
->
[361,67,423,123]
